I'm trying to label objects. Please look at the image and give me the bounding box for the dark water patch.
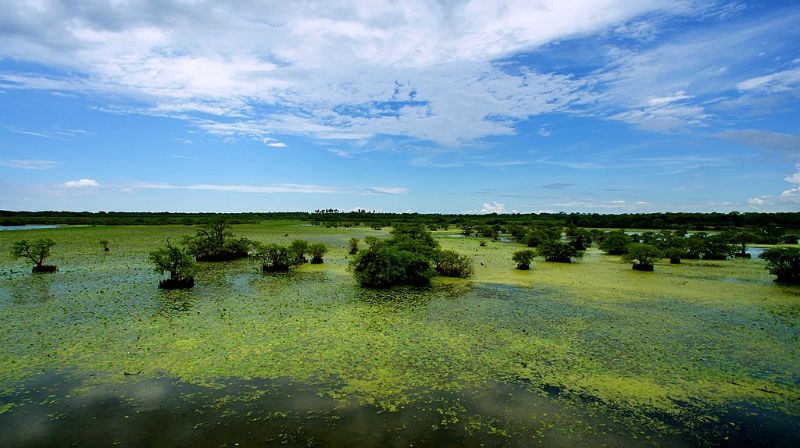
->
[0,225,62,231]
[0,371,697,448]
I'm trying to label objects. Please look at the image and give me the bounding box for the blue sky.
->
[1,0,799,213]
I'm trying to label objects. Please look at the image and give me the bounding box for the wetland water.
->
[0,224,798,446]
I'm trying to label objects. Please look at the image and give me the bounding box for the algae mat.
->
[0,223,798,446]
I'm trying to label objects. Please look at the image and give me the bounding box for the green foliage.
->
[684,233,707,259]
[251,242,301,272]
[621,243,663,270]
[348,238,360,255]
[435,249,474,278]
[10,238,56,269]
[538,240,578,263]
[664,247,684,264]
[759,247,800,284]
[289,239,311,263]
[149,241,196,286]
[349,225,438,288]
[702,234,736,260]
[512,249,536,270]
[182,219,252,261]
[309,242,328,264]
[520,227,561,247]
[599,231,630,255]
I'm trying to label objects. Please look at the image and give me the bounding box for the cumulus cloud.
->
[266,142,287,148]
[63,178,100,188]
[480,201,506,214]
[747,163,800,208]
[785,163,800,184]
[0,159,59,170]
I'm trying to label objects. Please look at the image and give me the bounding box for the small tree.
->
[182,219,252,261]
[621,243,663,271]
[512,249,536,270]
[759,247,800,284]
[252,242,298,272]
[11,239,57,273]
[665,247,684,264]
[538,240,578,263]
[348,238,360,255]
[99,239,110,252]
[599,231,630,255]
[149,241,197,289]
[435,249,474,278]
[309,242,328,264]
[731,231,756,258]
[703,234,735,260]
[289,239,310,263]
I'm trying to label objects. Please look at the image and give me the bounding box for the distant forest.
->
[1,210,798,231]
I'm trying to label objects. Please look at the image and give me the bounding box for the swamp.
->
[1,221,798,447]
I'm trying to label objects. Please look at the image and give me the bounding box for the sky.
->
[0,0,799,214]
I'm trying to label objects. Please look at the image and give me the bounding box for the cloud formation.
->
[0,159,59,170]
[63,179,100,188]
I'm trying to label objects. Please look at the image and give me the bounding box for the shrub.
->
[703,235,736,260]
[252,242,299,272]
[665,247,684,264]
[599,231,630,255]
[435,250,474,278]
[621,243,663,271]
[182,219,252,261]
[684,233,707,259]
[149,241,197,289]
[349,225,438,288]
[538,240,578,263]
[99,239,110,252]
[759,247,800,284]
[289,239,310,263]
[10,239,57,273]
[512,249,536,270]
[783,234,799,244]
[309,242,328,264]
[348,238,360,255]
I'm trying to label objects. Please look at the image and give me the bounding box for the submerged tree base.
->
[669,257,681,264]
[262,264,290,273]
[632,263,654,271]
[196,252,249,262]
[545,256,572,263]
[159,277,195,289]
[735,252,752,258]
[32,265,57,273]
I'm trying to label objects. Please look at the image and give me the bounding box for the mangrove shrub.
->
[10,238,57,273]
[435,249,474,278]
[759,247,800,284]
[512,249,536,270]
[149,241,197,289]
[621,243,662,271]
[538,240,578,263]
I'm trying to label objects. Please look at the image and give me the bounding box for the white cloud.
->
[0,159,59,170]
[365,187,408,195]
[736,67,800,92]
[63,178,100,188]
[785,164,800,184]
[480,201,506,214]
[267,142,287,148]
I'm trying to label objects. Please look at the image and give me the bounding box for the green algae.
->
[1,223,799,442]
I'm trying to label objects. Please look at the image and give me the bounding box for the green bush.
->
[251,242,300,272]
[599,231,630,255]
[621,243,662,271]
[10,238,57,273]
[149,241,197,288]
[348,238,360,255]
[759,247,800,284]
[538,240,578,263]
[289,239,310,263]
[182,219,252,261]
[349,225,438,288]
[435,249,474,278]
[512,249,536,270]
[309,242,328,264]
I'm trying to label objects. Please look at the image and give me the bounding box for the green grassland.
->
[0,222,798,444]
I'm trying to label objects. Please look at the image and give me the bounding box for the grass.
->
[0,222,798,443]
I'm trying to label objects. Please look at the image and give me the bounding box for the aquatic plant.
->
[435,249,474,278]
[10,238,57,273]
[759,247,800,284]
[621,243,663,271]
[512,249,536,270]
[149,241,197,289]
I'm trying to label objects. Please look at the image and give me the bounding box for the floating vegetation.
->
[0,223,798,446]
